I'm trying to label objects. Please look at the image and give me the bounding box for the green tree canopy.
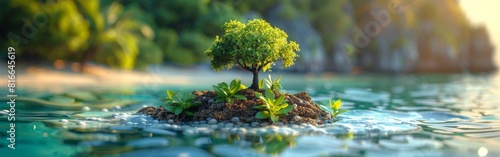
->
[205,19,299,90]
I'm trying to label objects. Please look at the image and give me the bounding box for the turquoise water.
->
[1,73,500,156]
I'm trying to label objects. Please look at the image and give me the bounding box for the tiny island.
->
[138,19,347,126]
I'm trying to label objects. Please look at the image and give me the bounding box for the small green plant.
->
[318,99,348,118]
[253,89,294,123]
[213,79,247,103]
[259,74,283,91]
[163,90,201,116]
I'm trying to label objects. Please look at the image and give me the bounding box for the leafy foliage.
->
[259,74,283,91]
[318,99,348,118]
[205,19,299,90]
[253,90,294,123]
[162,90,201,116]
[213,79,247,103]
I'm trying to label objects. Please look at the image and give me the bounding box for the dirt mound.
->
[137,89,331,125]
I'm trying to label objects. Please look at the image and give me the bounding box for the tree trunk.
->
[250,70,259,90]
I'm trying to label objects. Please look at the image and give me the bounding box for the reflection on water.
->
[1,73,500,156]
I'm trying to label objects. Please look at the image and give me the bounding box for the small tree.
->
[205,19,300,90]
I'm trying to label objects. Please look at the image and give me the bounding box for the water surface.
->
[1,73,499,157]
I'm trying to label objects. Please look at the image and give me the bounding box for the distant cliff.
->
[244,0,496,73]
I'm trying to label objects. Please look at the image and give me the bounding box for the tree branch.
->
[237,62,252,72]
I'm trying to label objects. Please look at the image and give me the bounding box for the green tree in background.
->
[205,19,299,90]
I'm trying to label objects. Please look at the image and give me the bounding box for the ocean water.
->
[1,73,499,157]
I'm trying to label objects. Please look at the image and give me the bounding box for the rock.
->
[118,147,213,157]
[294,116,301,121]
[143,128,176,136]
[102,109,109,112]
[265,4,327,73]
[78,121,87,126]
[208,119,217,124]
[127,138,169,148]
[259,123,269,127]
[231,117,240,123]
[251,122,259,127]
[82,106,90,111]
[60,119,69,123]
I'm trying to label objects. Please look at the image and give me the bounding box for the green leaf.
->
[167,90,176,99]
[275,93,285,105]
[317,103,333,114]
[165,105,176,112]
[258,79,264,89]
[336,109,348,116]
[239,84,247,90]
[252,105,265,109]
[277,104,293,115]
[164,100,174,105]
[332,99,342,111]
[255,111,270,119]
[270,114,278,123]
[265,89,275,101]
[213,86,227,96]
[233,94,247,100]
[193,101,202,106]
[255,92,264,99]
[185,111,194,116]
[174,107,183,115]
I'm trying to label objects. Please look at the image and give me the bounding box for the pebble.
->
[371,127,381,133]
[242,123,249,127]
[60,119,69,123]
[208,119,217,124]
[260,123,269,127]
[102,109,109,112]
[143,128,176,136]
[225,123,234,128]
[276,122,284,126]
[294,116,301,121]
[183,129,195,136]
[210,125,218,129]
[127,138,169,148]
[114,105,122,110]
[82,106,90,111]
[110,125,134,131]
[231,117,240,123]
[78,121,87,126]
[251,122,259,127]
[168,119,174,124]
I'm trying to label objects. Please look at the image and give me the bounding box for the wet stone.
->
[251,122,259,127]
[231,117,240,123]
[209,119,217,124]
[143,128,176,136]
[82,106,90,111]
[260,123,269,127]
[294,116,301,121]
[127,137,169,148]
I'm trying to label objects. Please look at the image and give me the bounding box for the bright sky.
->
[460,0,500,66]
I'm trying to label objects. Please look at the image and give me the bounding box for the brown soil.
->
[137,89,331,125]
